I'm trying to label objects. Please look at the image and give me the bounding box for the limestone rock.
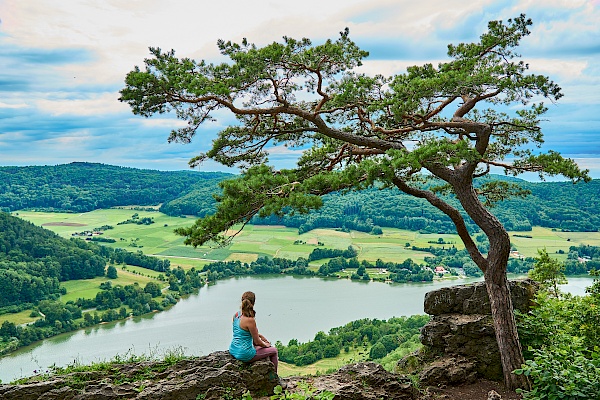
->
[418,355,477,386]
[423,279,538,316]
[407,279,539,385]
[488,389,502,400]
[287,362,418,400]
[420,314,502,379]
[0,351,278,400]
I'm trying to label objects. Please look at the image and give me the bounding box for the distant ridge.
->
[0,162,232,215]
[1,163,598,232]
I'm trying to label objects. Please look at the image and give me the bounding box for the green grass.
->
[0,310,38,325]
[122,265,164,278]
[508,226,596,258]
[15,210,213,256]
[153,256,211,271]
[278,346,370,377]
[59,268,162,302]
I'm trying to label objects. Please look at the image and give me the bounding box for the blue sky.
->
[0,0,599,179]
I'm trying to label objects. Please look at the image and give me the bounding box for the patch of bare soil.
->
[420,380,522,400]
[42,222,86,226]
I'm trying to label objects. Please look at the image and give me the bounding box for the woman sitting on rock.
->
[229,291,279,374]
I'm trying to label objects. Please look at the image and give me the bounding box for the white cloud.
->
[0,101,28,109]
[526,58,588,79]
[138,119,189,128]
[35,93,128,116]
[0,0,598,175]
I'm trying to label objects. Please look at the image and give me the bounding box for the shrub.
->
[514,342,600,400]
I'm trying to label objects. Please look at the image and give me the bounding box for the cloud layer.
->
[0,0,598,177]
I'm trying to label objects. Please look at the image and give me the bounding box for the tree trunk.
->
[452,181,530,391]
[485,252,531,390]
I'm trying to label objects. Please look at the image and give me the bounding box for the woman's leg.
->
[250,346,279,373]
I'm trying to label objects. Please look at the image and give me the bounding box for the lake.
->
[0,275,593,383]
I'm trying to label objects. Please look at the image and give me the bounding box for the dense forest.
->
[0,212,106,307]
[0,162,229,215]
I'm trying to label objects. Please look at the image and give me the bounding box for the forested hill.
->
[254,178,600,233]
[1,163,598,232]
[0,162,231,214]
[0,212,107,307]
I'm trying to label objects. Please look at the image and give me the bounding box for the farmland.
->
[16,209,600,267]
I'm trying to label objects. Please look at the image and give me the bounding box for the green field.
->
[14,210,600,266]
[278,347,370,377]
[59,268,163,302]
[8,208,597,319]
[0,310,38,326]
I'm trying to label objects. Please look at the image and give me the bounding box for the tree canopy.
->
[121,16,588,249]
[120,15,590,389]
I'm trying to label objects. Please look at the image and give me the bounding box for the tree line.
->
[254,178,600,234]
[199,254,434,283]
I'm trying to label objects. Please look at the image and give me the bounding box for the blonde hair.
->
[241,291,256,317]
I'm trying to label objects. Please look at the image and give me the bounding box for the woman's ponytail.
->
[240,291,256,317]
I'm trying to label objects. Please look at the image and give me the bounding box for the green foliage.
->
[319,257,434,282]
[369,342,387,359]
[276,315,428,366]
[516,276,600,398]
[528,248,567,297]
[514,343,600,400]
[462,261,484,277]
[106,265,118,279]
[308,246,357,261]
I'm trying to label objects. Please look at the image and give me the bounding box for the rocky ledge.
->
[0,351,417,400]
[0,351,277,400]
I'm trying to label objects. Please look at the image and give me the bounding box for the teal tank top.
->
[229,313,256,362]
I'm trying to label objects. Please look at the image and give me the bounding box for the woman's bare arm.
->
[244,317,270,347]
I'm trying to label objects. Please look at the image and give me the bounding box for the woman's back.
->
[229,312,256,362]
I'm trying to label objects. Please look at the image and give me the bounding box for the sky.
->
[0,0,599,179]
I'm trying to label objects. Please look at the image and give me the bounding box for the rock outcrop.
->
[0,351,278,400]
[287,362,418,400]
[0,352,418,400]
[407,278,538,385]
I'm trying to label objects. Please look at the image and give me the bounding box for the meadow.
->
[16,209,599,266]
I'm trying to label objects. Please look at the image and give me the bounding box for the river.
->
[0,275,593,383]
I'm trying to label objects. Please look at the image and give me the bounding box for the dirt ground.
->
[420,380,522,400]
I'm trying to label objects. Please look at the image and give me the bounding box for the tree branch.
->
[392,176,487,272]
